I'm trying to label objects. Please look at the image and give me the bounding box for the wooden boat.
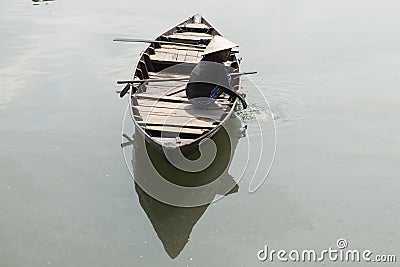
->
[122,14,243,155]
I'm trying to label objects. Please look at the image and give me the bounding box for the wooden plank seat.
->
[177,23,210,31]
[159,44,205,52]
[150,54,200,64]
[165,32,212,41]
[150,47,178,62]
[150,47,201,64]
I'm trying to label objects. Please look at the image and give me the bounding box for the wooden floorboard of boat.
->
[142,84,186,95]
[148,72,190,79]
[165,84,186,96]
[136,114,217,128]
[135,98,231,110]
[143,125,207,135]
[134,105,226,121]
[136,93,232,103]
[135,93,188,102]
[137,94,231,106]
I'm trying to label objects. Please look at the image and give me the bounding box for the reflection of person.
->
[185,36,238,107]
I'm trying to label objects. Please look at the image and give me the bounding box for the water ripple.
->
[246,75,327,128]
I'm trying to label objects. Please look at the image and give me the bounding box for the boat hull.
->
[126,14,242,156]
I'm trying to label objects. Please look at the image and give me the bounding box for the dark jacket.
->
[185,59,231,100]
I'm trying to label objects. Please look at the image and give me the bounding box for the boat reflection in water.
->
[131,114,245,259]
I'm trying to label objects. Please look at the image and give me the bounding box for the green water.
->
[1,0,399,266]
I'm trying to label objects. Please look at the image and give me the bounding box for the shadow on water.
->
[130,115,245,259]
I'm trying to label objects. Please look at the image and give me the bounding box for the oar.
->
[229,71,257,77]
[165,71,258,96]
[117,71,257,105]
[224,72,256,108]
[117,77,189,85]
[116,71,257,85]
[119,83,139,98]
[113,38,206,49]
[220,87,248,109]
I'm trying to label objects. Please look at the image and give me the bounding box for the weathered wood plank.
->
[172,90,188,98]
[150,48,177,62]
[177,49,187,62]
[135,100,197,109]
[136,114,217,128]
[148,72,190,79]
[151,44,203,63]
[186,50,199,57]
[150,51,167,62]
[143,125,206,135]
[135,93,188,102]
[184,50,201,62]
[143,82,186,94]
[167,32,212,41]
[170,48,179,61]
[135,98,231,110]
[160,44,204,52]
[185,55,200,63]
[166,84,186,96]
[134,105,226,121]
[178,23,210,30]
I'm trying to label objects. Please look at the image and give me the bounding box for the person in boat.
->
[185,35,240,107]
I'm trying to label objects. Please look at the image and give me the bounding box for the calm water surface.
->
[1,0,399,266]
